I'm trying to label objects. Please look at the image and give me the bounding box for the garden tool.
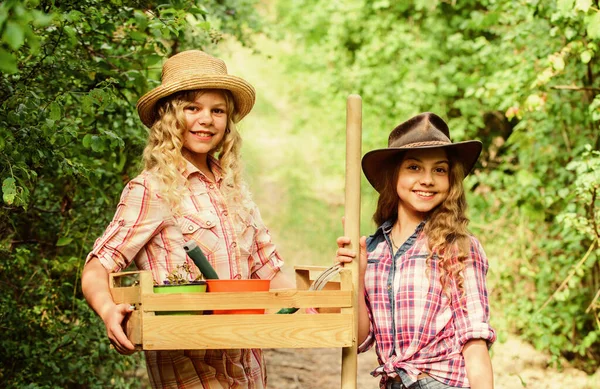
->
[183,240,219,279]
[276,262,343,314]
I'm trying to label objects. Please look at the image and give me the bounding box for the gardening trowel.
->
[183,240,219,280]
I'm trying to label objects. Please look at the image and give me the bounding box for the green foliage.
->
[272,0,600,372]
[0,0,261,387]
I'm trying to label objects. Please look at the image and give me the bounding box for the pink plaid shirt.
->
[86,157,283,388]
[358,220,496,388]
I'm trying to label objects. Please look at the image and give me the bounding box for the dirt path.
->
[264,337,599,388]
[135,335,597,388]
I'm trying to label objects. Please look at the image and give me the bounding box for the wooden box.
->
[109,266,355,351]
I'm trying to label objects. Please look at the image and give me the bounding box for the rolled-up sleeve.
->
[248,204,283,280]
[85,177,170,273]
[452,236,496,349]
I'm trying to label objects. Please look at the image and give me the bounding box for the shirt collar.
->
[375,218,427,238]
[182,155,223,182]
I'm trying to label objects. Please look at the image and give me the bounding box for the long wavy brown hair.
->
[372,149,471,298]
[142,89,252,216]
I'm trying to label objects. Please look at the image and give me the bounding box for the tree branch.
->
[550,85,600,91]
[536,239,597,313]
[590,187,599,240]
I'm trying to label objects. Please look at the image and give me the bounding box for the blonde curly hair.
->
[373,149,471,299]
[142,89,252,215]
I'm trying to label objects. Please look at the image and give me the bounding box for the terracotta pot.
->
[206,279,270,314]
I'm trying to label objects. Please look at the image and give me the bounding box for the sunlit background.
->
[1,0,599,387]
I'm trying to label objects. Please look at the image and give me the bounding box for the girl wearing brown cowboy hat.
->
[82,50,294,388]
[336,113,496,389]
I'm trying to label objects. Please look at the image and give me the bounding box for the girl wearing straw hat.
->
[82,50,294,388]
[336,113,496,389]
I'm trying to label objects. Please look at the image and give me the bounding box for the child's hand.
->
[336,235,368,271]
[102,303,136,355]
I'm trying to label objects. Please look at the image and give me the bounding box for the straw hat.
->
[362,112,482,192]
[136,50,256,128]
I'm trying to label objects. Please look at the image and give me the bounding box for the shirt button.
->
[209,184,215,189]
[188,225,194,231]
[206,221,212,226]
[223,211,228,216]
[231,242,237,248]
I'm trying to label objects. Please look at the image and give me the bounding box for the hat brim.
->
[136,74,256,128]
[361,140,483,192]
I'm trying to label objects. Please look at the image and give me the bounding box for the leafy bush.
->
[0,0,261,386]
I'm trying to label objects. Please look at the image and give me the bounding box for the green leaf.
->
[586,13,600,39]
[581,50,593,64]
[65,9,84,22]
[0,47,18,73]
[550,55,565,71]
[49,102,62,121]
[81,95,93,113]
[2,177,16,205]
[146,54,162,66]
[90,135,104,152]
[56,237,73,247]
[198,21,210,31]
[564,26,577,40]
[129,30,146,42]
[189,5,208,16]
[575,0,592,12]
[30,9,54,27]
[557,0,575,15]
[2,20,25,50]
[82,134,92,148]
[0,5,8,30]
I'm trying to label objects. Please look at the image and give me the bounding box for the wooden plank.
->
[124,309,142,348]
[319,280,342,313]
[294,265,330,272]
[141,314,354,350]
[143,290,352,312]
[111,286,142,305]
[321,281,340,291]
[295,269,311,291]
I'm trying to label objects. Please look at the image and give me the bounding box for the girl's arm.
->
[452,237,496,387]
[336,235,370,344]
[269,270,295,289]
[463,339,494,389]
[81,257,135,355]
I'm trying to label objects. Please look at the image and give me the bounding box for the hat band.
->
[401,140,451,148]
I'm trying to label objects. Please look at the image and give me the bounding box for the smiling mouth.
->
[413,190,435,198]
[191,131,214,137]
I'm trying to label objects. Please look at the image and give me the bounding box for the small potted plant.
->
[153,262,207,315]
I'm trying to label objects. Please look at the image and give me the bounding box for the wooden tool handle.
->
[341,94,362,388]
[344,94,362,265]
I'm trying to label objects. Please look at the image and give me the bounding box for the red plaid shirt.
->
[358,220,496,388]
[87,157,282,388]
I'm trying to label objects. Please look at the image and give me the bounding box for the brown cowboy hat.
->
[136,50,256,128]
[362,112,482,192]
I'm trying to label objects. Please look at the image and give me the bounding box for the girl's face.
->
[396,148,450,220]
[182,90,228,165]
